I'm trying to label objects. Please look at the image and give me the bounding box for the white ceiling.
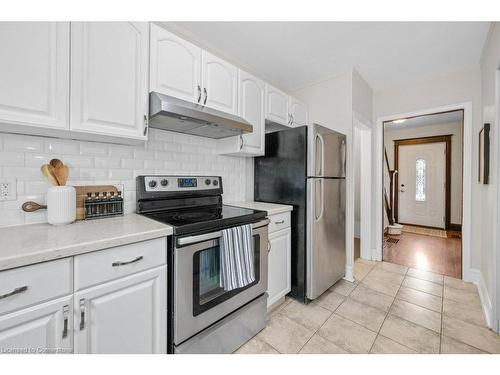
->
[384,110,463,131]
[166,22,490,92]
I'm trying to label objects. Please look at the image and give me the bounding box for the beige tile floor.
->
[235,259,500,354]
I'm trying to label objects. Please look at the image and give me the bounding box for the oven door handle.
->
[177,219,269,246]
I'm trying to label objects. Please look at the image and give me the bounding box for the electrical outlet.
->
[0,178,17,201]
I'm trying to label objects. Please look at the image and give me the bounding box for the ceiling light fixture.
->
[393,119,407,124]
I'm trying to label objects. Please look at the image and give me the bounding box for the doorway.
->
[382,110,464,278]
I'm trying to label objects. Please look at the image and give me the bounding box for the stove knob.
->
[205,179,211,185]
[148,180,157,188]
[160,179,169,187]
[213,179,219,186]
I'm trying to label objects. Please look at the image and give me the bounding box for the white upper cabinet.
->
[150,24,202,104]
[239,71,265,154]
[0,22,69,130]
[201,51,238,114]
[70,22,149,140]
[217,70,265,156]
[265,84,289,126]
[289,96,308,126]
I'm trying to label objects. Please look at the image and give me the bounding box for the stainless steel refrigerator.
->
[254,124,346,302]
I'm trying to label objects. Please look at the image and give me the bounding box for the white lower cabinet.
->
[267,213,291,308]
[0,295,73,354]
[73,266,166,354]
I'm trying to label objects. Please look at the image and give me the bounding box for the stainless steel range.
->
[136,176,269,354]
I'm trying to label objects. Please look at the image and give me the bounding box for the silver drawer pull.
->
[274,220,285,225]
[0,286,28,300]
[112,256,143,267]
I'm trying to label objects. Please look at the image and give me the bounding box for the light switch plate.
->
[0,178,17,201]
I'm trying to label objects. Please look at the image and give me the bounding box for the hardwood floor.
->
[383,232,462,278]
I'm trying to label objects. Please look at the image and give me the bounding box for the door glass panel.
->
[198,245,224,305]
[415,158,426,201]
[192,235,261,316]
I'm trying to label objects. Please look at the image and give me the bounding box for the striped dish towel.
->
[220,224,255,291]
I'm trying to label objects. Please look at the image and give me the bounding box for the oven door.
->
[173,219,269,345]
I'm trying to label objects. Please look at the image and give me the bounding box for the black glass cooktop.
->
[143,204,266,235]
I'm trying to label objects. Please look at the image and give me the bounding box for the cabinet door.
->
[239,70,265,155]
[289,97,308,126]
[201,50,238,114]
[70,22,149,140]
[150,24,202,104]
[267,227,291,307]
[265,84,289,126]
[0,22,69,130]
[74,266,166,354]
[0,296,72,354]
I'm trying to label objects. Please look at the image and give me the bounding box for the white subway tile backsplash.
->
[4,135,43,152]
[0,129,248,227]
[0,152,24,166]
[80,142,109,156]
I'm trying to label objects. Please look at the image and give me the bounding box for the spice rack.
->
[84,190,124,220]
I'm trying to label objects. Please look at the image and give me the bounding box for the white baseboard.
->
[344,264,354,282]
[468,269,495,331]
[371,248,382,262]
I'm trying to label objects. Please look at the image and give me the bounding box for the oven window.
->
[192,235,260,316]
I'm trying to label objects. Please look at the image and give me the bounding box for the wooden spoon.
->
[22,201,47,212]
[54,165,69,186]
[41,164,60,186]
[49,158,63,170]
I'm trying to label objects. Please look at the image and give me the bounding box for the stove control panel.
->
[143,176,222,192]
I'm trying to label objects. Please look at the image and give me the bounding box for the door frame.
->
[374,102,472,283]
[393,134,452,230]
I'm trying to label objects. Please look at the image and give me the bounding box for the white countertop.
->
[228,201,293,216]
[0,214,172,272]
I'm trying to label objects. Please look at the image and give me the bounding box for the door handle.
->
[79,299,85,331]
[62,305,69,339]
[203,88,208,105]
[143,114,148,136]
[315,133,325,176]
[239,135,244,150]
[267,240,271,253]
[315,179,324,221]
[274,220,285,225]
[197,85,201,103]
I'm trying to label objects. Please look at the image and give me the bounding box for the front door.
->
[398,142,446,228]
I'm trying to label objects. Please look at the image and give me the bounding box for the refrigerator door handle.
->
[315,132,325,176]
[315,179,324,221]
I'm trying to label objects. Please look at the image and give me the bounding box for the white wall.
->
[373,66,482,263]
[0,129,247,227]
[480,22,500,330]
[384,121,463,225]
[354,126,361,237]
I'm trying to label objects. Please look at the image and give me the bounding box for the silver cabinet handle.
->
[62,305,69,339]
[239,135,244,150]
[203,88,208,105]
[287,113,291,125]
[112,255,143,267]
[143,114,149,136]
[0,286,28,300]
[267,239,271,253]
[275,220,285,225]
[291,114,294,125]
[79,299,85,331]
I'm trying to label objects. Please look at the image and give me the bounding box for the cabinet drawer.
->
[268,212,291,233]
[74,238,167,290]
[0,259,72,316]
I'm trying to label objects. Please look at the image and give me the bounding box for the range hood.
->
[149,92,253,139]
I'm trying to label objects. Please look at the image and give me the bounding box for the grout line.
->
[367,266,408,354]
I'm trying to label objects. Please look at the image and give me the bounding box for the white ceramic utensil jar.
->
[47,186,76,225]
